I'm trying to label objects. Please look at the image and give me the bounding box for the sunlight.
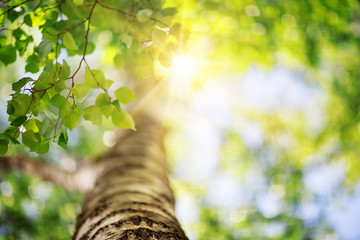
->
[172,55,197,80]
[165,55,199,100]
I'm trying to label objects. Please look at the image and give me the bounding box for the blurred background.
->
[1,0,360,239]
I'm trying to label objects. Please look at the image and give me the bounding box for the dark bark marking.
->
[78,199,177,229]
[119,227,187,240]
[77,208,180,240]
[73,114,187,240]
[89,217,186,240]
[130,215,141,225]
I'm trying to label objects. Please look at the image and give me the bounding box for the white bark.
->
[73,113,188,239]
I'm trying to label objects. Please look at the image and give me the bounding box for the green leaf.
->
[58,60,70,80]
[15,37,32,56]
[170,23,190,44]
[54,80,66,92]
[63,32,78,51]
[137,9,153,23]
[120,33,132,48]
[12,77,32,92]
[24,119,43,133]
[39,118,53,138]
[22,130,40,148]
[44,8,58,20]
[58,131,68,149]
[43,108,58,121]
[0,45,17,65]
[112,100,121,112]
[85,67,106,88]
[0,133,11,155]
[51,94,66,108]
[152,29,167,46]
[104,79,114,90]
[34,71,52,90]
[9,94,31,116]
[35,139,50,154]
[160,7,177,16]
[73,0,84,5]
[93,93,116,118]
[91,7,106,27]
[102,105,116,118]
[35,39,52,58]
[114,87,138,104]
[13,27,26,40]
[95,93,112,106]
[26,53,41,64]
[95,93,115,117]
[170,23,182,38]
[0,138,9,156]
[4,127,20,139]
[7,102,15,115]
[44,59,54,72]
[25,62,39,73]
[8,7,25,22]
[83,105,102,125]
[10,116,27,127]
[33,91,51,113]
[60,104,81,130]
[73,84,90,99]
[114,53,125,68]
[111,109,136,130]
[3,133,20,145]
[24,13,33,27]
[159,51,173,68]
[23,132,50,154]
[59,101,71,118]
[85,42,95,55]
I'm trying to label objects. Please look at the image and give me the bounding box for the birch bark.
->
[72,112,188,240]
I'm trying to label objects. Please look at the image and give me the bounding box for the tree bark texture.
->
[72,112,189,240]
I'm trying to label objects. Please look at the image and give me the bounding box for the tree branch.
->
[0,156,101,193]
[0,0,32,17]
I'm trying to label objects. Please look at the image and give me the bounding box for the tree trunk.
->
[0,87,187,239]
[72,112,188,240]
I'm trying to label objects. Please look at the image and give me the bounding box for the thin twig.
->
[54,1,99,140]
[97,1,170,28]
[68,1,97,81]
[97,1,133,21]
[24,94,35,115]
[53,116,61,141]
[53,35,60,82]
[84,58,107,92]
[33,0,43,11]
[0,0,33,17]
[149,17,170,28]
[130,0,141,15]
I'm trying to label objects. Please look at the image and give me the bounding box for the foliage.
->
[0,0,185,155]
[165,0,360,239]
[1,0,360,239]
[0,172,82,240]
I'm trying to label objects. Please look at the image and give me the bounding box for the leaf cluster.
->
[0,0,186,155]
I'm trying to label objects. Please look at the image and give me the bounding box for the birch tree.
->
[1,0,360,239]
[0,0,189,239]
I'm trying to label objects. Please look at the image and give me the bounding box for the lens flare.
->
[172,55,197,80]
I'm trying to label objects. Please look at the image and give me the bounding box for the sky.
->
[168,65,360,240]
